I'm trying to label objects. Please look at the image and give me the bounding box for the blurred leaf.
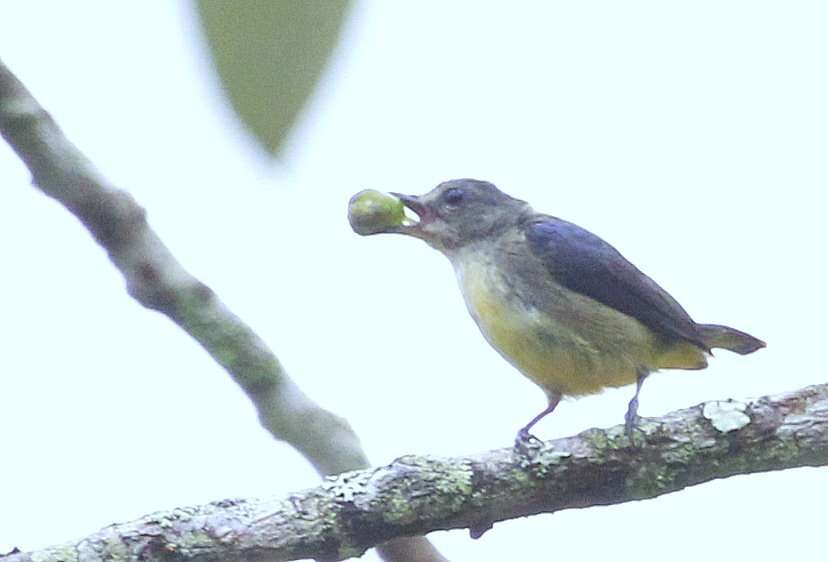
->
[195,0,351,156]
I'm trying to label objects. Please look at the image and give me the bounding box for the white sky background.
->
[0,2,826,561]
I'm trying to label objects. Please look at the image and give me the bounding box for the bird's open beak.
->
[390,192,431,237]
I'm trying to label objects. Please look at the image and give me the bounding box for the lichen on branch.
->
[3,384,827,562]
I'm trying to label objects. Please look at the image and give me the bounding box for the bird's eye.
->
[442,187,465,206]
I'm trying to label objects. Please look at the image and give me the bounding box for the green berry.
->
[348,190,406,235]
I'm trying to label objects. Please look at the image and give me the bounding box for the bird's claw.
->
[624,411,646,447]
[514,428,543,454]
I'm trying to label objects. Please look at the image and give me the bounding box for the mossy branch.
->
[3,384,827,562]
[0,58,446,562]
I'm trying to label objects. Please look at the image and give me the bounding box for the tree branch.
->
[3,384,826,562]
[0,58,446,562]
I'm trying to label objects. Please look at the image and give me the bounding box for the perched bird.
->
[384,179,765,444]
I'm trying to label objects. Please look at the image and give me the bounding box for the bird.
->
[385,178,765,445]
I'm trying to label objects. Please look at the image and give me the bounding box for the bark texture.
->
[3,384,827,562]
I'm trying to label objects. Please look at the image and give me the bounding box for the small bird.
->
[386,179,765,445]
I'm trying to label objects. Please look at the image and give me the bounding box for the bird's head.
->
[391,179,530,253]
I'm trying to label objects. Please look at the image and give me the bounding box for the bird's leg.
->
[625,369,648,444]
[515,393,562,449]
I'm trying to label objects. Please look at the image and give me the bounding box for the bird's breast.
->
[455,256,527,360]
[452,250,647,396]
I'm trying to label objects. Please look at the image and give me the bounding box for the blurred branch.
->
[0,59,446,562]
[4,384,827,562]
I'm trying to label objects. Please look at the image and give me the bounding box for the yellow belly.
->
[456,257,706,396]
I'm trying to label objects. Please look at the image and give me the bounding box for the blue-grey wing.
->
[524,216,707,349]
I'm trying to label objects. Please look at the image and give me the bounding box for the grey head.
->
[392,179,531,253]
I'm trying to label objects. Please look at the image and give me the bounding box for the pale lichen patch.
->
[703,400,750,433]
[807,398,828,416]
[31,545,76,562]
[541,449,573,463]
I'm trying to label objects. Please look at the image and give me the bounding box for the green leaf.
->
[195,0,351,156]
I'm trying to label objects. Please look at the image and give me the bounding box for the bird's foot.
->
[514,428,543,455]
[624,370,649,447]
[624,409,646,447]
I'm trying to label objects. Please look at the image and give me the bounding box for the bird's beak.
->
[390,192,431,237]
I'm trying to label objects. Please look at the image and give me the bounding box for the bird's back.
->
[450,229,708,397]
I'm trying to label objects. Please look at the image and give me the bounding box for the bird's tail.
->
[698,324,766,355]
